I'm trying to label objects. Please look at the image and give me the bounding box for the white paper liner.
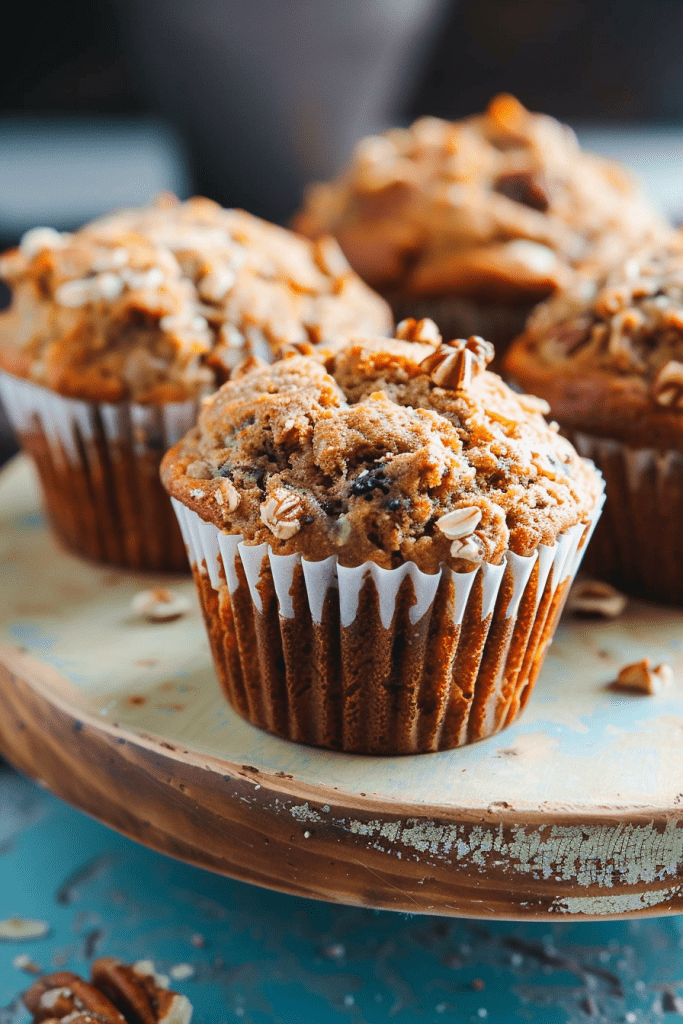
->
[174,494,602,626]
[0,371,198,467]
[0,369,199,570]
[172,469,604,751]
[573,432,683,601]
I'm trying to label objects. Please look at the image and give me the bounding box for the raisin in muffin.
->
[162,320,602,753]
[506,239,683,603]
[0,194,391,570]
[293,94,666,360]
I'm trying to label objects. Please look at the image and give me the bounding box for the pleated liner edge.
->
[172,477,603,754]
[0,370,198,571]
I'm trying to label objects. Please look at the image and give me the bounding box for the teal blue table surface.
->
[2,766,683,1024]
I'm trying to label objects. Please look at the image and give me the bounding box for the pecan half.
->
[23,972,126,1022]
[91,958,192,1024]
[420,336,494,389]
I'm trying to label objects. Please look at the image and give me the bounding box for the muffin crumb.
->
[131,589,190,622]
[567,579,627,618]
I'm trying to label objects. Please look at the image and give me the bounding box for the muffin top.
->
[161,321,601,573]
[293,95,665,305]
[0,195,392,404]
[505,240,683,448]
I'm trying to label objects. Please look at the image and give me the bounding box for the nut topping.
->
[516,393,551,416]
[395,317,441,346]
[214,477,240,512]
[420,336,494,389]
[653,360,683,408]
[449,535,485,564]
[313,236,351,279]
[611,659,672,696]
[260,488,304,540]
[436,506,482,540]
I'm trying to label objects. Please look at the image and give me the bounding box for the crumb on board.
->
[610,659,673,695]
[12,953,41,974]
[566,578,627,618]
[131,588,190,622]
[0,918,50,941]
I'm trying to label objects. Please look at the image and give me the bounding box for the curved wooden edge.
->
[2,644,683,921]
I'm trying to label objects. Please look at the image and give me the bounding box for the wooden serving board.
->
[2,456,683,921]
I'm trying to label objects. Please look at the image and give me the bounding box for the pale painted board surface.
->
[2,457,682,818]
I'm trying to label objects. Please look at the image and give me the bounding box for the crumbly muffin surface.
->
[0,195,391,403]
[293,95,665,304]
[162,323,600,571]
[505,241,683,447]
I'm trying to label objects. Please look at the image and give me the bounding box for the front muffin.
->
[505,240,683,603]
[162,323,603,753]
[0,195,391,570]
[294,95,666,358]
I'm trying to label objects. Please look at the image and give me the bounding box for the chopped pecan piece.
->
[395,317,441,346]
[611,659,672,695]
[652,360,683,408]
[493,170,549,212]
[420,336,494,389]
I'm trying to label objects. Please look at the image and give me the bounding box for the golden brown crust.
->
[505,240,683,449]
[293,95,666,305]
[0,196,392,404]
[161,325,601,572]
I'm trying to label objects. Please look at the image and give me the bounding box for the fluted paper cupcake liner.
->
[0,370,198,571]
[572,431,683,604]
[172,482,603,754]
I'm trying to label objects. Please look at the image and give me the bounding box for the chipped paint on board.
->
[288,804,683,906]
[552,886,681,915]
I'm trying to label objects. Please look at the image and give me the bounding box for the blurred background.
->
[2,0,683,461]
[3,0,683,248]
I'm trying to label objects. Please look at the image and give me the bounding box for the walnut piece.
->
[395,317,441,346]
[566,579,627,618]
[652,360,683,408]
[260,488,304,540]
[611,659,672,695]
[420,336,494,389]
[24,958,193,1024]
[131,588,190,622]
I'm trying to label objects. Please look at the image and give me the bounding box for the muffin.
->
[293,94,666,359]
[161,321,603,754]
[505,239,683,604]
[0,195,392,571]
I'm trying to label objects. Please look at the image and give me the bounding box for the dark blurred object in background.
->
[409,0,683,123]
[4,0,683,233]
